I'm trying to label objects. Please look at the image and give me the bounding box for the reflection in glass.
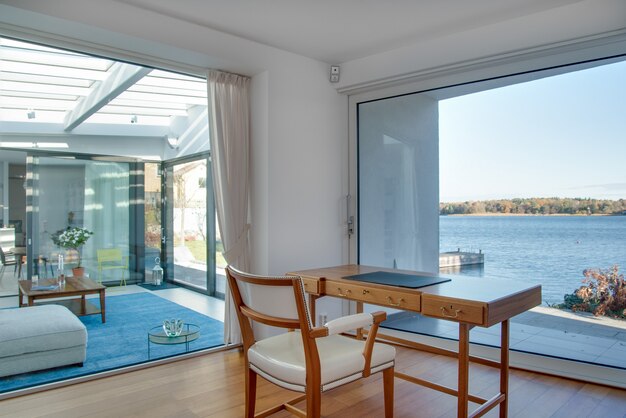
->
[33,157,130,283]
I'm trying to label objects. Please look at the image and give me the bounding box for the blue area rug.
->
[0,292,224,393]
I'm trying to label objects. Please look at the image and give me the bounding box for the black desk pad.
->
[343,271,451,289]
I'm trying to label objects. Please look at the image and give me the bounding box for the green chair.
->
[97,248,129,286]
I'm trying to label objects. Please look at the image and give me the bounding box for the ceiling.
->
[116,0,581,63]
[0,37,207,149]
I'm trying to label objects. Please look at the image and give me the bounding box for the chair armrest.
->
[324,313,374,336]
[362,311,387,377]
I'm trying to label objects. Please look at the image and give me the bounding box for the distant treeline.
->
[440,198,626,216]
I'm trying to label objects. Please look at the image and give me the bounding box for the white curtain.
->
[82,162,130,280]
[207,70,251,345]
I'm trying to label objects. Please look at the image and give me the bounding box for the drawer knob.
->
[440,306,462,318]
[386,296,405,307]
[362,289,370,295]
[337,288,351,297]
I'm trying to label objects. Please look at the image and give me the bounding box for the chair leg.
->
[306,384,322,418]
[245,367,257,418]
[383,367,394,418]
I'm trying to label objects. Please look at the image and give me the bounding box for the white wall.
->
[0,1,348,278]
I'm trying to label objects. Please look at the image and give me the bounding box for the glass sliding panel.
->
[30,156,130,284]
[358,94,439,273]
[356,56,626,374]
[144,162,162,279]
[169,159,209,291]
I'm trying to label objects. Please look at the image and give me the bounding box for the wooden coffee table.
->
[18,277,106,323]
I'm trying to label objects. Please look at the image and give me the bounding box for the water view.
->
[440,215,626,305]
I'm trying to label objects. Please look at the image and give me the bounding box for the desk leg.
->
[356,301,364,340]
[500,319,510,418]
[308,295,318,326]
[458,323,470,418]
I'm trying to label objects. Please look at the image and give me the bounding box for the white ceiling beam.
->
[1,121,169,138]
[64,62,151,131]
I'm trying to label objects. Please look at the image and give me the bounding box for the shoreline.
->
[440,213,623,217]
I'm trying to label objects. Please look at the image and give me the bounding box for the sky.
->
[439,59,626,202]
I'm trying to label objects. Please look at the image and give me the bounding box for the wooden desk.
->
[287,264,541,418]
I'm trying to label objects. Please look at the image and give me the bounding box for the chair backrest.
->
[226,266,312,349]
[97,248,122,263]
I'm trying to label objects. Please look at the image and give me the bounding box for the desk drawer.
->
[327,282,420,311]
[422,296,484,325]
[301,278,320,295]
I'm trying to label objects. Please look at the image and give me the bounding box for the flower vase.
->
[72,267,85,277]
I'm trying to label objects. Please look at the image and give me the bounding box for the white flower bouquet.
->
[57,227,93,267]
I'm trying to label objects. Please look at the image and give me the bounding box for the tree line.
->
[440,198,626,216]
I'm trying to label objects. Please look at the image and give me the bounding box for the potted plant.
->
[57,226,93,277]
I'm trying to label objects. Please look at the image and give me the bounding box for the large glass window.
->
[358,94,439,273]
[144,162,162,278]
[356,56,626,372]
[0,35,226,396]
[164,155,221,298]
[30,156,130,283]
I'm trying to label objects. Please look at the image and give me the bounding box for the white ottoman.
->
[0,305,87,377]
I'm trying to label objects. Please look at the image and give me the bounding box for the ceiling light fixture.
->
[166,136,179,149]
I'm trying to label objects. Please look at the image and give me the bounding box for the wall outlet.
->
[319,313,328,325]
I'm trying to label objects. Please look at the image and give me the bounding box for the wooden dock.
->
[439,249,484,268]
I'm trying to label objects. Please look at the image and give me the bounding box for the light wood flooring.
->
[1,346,625,418]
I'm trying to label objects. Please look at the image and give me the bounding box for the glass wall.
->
[144,163,162,279]
[356,56,626,372]
[30,156,130,283]
[358,94,439,273]
[163,154,220,297]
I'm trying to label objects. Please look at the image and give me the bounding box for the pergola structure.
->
[0,37,207,154]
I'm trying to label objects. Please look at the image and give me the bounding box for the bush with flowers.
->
[57,227,93,267]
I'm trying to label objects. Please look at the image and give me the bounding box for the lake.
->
[439,215,626,305]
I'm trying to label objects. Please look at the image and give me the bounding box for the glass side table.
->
[148,323,200,359]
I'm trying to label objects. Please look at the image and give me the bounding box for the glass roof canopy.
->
[0,37,207,137]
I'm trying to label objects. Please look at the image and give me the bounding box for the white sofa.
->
[0,305,87,377]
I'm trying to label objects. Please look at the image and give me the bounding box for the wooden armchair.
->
[226,266,396,418]
[96,248,129,286]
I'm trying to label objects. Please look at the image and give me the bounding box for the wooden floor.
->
[1,346,625,418]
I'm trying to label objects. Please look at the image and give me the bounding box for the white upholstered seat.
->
[249,331,396,393]
[226,266,396,418]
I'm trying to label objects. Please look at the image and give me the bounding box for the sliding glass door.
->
[163,154,219,296]
[27,155,130,282]
[357,94,440,272]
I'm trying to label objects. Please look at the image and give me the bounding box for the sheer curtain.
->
[207,70,251,345]
[82,162,130,280]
